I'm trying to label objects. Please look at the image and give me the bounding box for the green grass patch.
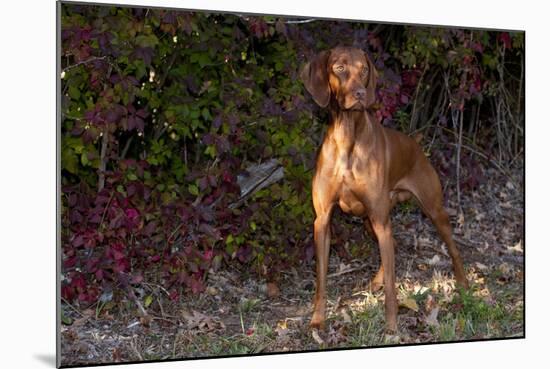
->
[432,289,508,340]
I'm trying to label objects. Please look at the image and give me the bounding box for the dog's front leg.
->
[310,171,336,330]
[311,211,332,330]
[371,214,398,333]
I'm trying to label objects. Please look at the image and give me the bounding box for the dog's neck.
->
[326,108,378,171]
[329,108,377,149]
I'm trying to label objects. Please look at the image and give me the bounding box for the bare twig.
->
[98,191,115,231]
[409,64,429,132]
[167,223,184,244]
[126,286,149,319]
[183,137,188,167]
[151,315,178,324]
[61,297,86,317]
[97,131,109,192]
[120,136,134,160]
[158,47,179,90]
[61,112,84,121]
[130,338,144,361]
[62,56,108,73]
[455,106,464,213]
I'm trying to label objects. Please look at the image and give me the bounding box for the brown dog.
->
[301,46,468,332]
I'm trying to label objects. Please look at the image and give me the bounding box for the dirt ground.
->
[60,164,524,366]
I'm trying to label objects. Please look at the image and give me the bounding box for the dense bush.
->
[60,4,524,305]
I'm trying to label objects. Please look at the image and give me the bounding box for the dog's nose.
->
[354,88,366,100]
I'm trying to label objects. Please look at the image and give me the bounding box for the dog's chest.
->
[321,116,382,217]
[333,148,380,217]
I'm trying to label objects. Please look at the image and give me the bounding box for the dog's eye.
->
[361,67,369,76]
[334,65,345,73]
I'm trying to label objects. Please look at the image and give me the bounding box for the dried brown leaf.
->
[183,310,224,332]
[267,282,280,298]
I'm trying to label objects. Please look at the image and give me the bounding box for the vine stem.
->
[98,131,109,192]
[455,103,464,213]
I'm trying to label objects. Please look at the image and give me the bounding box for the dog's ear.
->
[364,52,379,107]
[300,51,330,108]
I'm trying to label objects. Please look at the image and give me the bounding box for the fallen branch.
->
[229,159,284,209]
[327,264,368,279]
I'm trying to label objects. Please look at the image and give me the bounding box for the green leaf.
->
[61,311,73,325]
[62,147,78,174]
[188,184,199,196]
[68,85,80,100]
[135,34,159,48]
[198,54,211,68]
[190,109,200,119]
[144,295,153,308]
[182,104,190,118]
[205,144,216,158]
[80,152,89,166]
[201,107,211,121]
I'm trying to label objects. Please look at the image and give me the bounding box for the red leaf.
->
[204,250,214,260]
[131,274,143,284]
[72,234,84,247]
[169,289,179,301]
[95,269,104,281]
[113,249,125,260]
[498,32,512,49]
[190,277,204,294]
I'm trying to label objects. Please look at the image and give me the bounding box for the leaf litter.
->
[61,165,524,365]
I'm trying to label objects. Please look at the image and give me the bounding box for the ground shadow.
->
[33,353,57,367]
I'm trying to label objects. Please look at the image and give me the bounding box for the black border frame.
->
[56,1,526,367]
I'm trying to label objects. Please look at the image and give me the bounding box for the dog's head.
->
[300,46,378,111]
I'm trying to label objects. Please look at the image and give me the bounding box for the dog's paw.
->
[383,332,401,344]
